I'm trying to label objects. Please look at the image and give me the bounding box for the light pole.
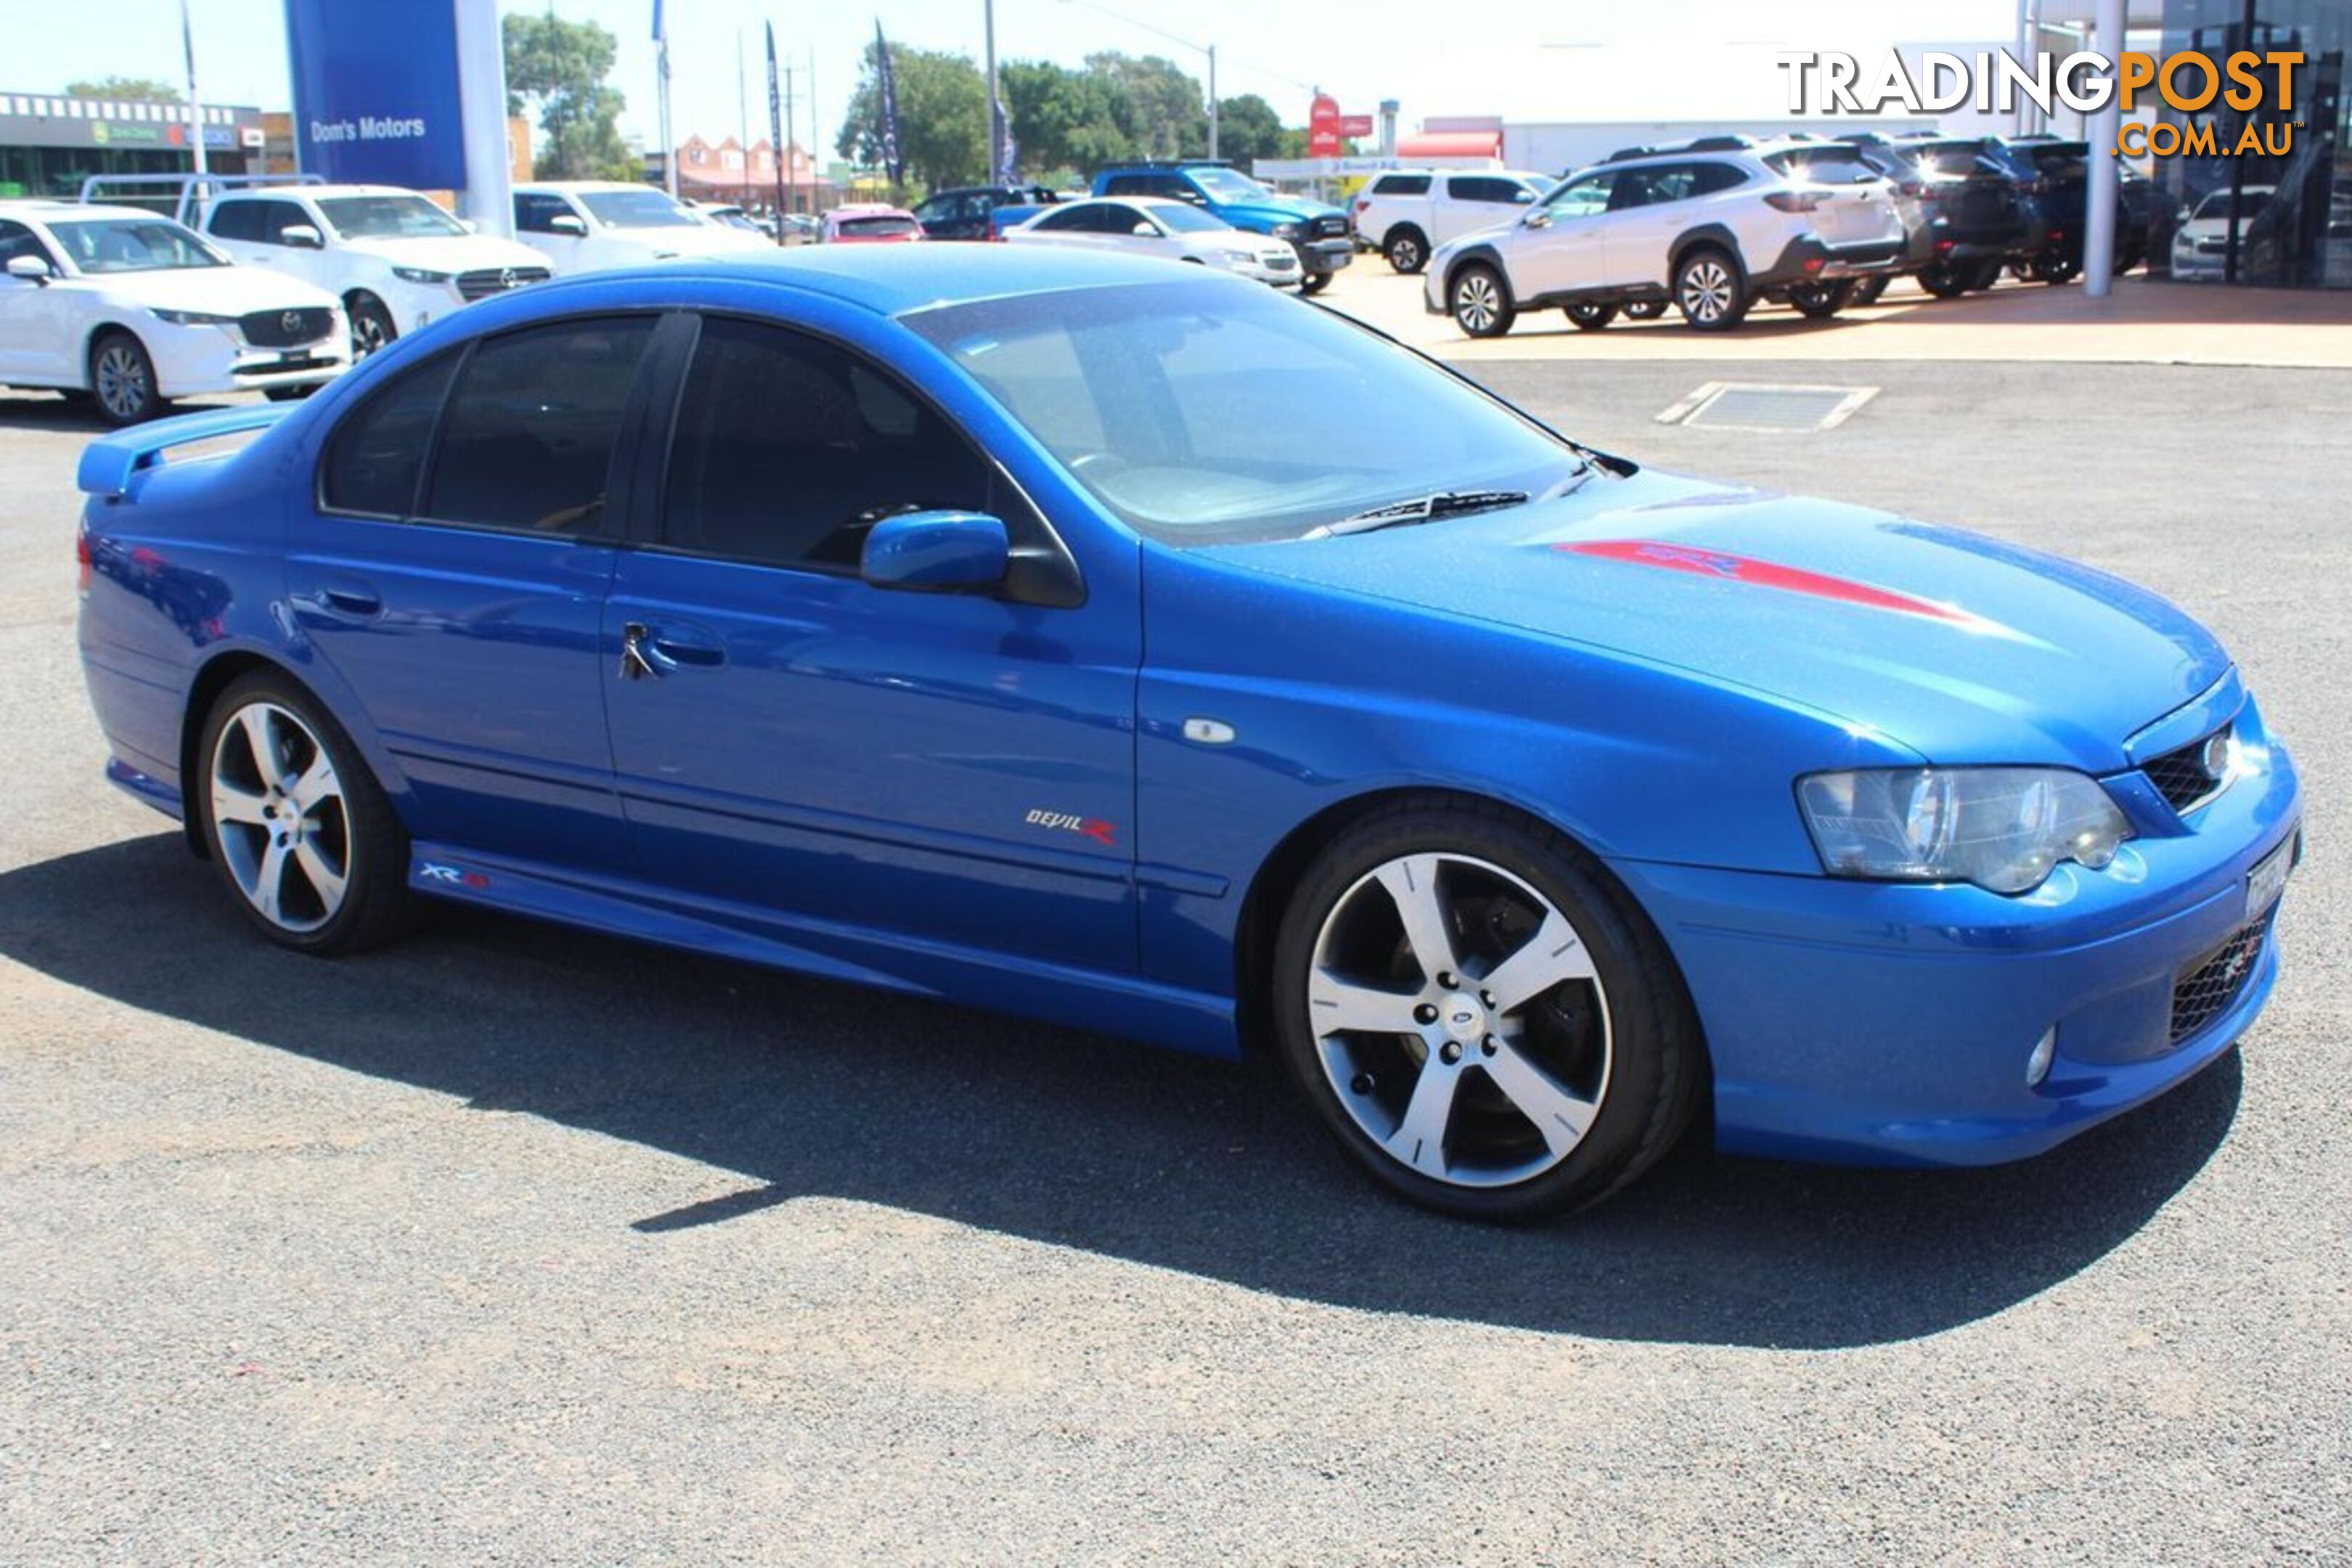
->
[985,0,1003,182]
[1058,0,1218,160]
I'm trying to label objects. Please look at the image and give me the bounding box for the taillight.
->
[1352,197,1371,214]
[75,528,91,596]
[1896,179,1930,200]
[2025,178,2050,197]
[1764,191,1825,214]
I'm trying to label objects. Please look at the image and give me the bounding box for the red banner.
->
[1308,92,1341,157]
[1336,114,1373,137]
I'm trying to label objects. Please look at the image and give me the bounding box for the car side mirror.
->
[860,510,1010,592]
[1522,208,1553,229]
[1131,221,1158,236]
[5,254,50,283]
[549,214,588,237]
[282,224,324,249]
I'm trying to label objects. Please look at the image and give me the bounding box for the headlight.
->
[392,266,454,284]
[1797,767,2131,894]
[149,309,237,327]
[1219,248,1257,266]
[1271,222,1302,240]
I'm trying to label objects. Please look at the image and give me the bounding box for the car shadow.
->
[0,390,248,436]
[0,835,2242,1349]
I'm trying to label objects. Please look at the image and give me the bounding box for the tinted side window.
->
[1447,176,1522,203]
[1376,174,1432,197]
[1610,165,1701,209]
[515,192,575,233]
[321,351,460,517]
[1690,161,1753,195]
[253,200,314,244]
[661,317,987,571]
[207,201,260,241]
[1032,205,1090,232]
[0,219,54,269]
[423,317,655,532]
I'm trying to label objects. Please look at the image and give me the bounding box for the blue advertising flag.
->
[652,0,665,41]
[766,22,788,218]
[994,97,1018,185]
[282,0,468,189]
[874,20,904,188]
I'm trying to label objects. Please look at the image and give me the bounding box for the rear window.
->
[839,216,920,239]
[1904,141,2009,179]
[1763,149,1882,185]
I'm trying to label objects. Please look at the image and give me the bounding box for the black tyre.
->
[2041,256,2081,285]
[1565,301,1619,331]
[1298,271,1332,296]
[87,330,164,426]
[1272,800,1704,1221]
[1917,262,1970,299]
[1622,298,1667,320]
[195,669,415,956]
[1447,264,1515,338]
[1384,226,1429,274]
[263,383,319,402]
[347,293,397,357]
[1964,260,2004,291]
[1673,247,1749,330]
[1851,274,1890,306]
[1787,279,1856,319]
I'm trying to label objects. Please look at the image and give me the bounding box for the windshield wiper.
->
[1304,489,1531,539]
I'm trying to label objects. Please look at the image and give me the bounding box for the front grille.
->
[2141,723,2232,814]
[1311,215,1349,240]
[1265,253,1298,270]
[455,265,551,302]
[240,307,335,348]
[2196,238,2229,256]
[2170,915,2269,1042]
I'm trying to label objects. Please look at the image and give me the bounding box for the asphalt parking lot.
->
[1,350,2345,1563]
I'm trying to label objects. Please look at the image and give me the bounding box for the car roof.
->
[543,243,1244,317]
[513,181,656,194]
[213,184,417,200]
[0,200,176,224]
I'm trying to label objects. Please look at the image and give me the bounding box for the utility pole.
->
[984,0,1002,185]
[1207,44,1218,160]
[808,45,819,211]
[180,0,208,177]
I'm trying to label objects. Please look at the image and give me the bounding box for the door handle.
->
[618,622,724,679]
[618,621,658,681]
[319,579,381,617]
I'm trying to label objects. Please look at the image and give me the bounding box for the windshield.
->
[2194,189,2271,221]
[49,218,226,273]
[578,189,699,229]
[1188,166,1273,203]
[905,277,1583,546]
[1151,204,1228,234]
[708,208,761,231]
[317,194,468,240]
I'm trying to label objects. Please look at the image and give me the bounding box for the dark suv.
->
[910,185,1064,242]
[1992,137,2160,282]
[1839,135,2029,299]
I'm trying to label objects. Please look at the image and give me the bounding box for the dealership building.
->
[0,91,266,197]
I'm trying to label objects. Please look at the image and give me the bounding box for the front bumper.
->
[150,320,350,398]
[1612,714,2302,1168]
[1291,236,1355,277]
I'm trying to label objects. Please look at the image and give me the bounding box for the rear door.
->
[288,313,662,871]
[601,312,1139,971]
[1436,174,1537,248]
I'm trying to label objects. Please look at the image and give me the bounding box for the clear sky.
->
[15,0,2021,154]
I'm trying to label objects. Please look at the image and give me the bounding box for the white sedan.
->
[0,200,348,425]
[1003,197,1302,286]
[511,182,772,277]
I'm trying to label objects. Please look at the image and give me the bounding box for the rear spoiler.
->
[77,403,293,501]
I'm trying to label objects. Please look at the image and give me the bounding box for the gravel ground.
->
[0,363,2343,1565]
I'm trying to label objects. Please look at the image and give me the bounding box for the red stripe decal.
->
[1555,539,1973,623]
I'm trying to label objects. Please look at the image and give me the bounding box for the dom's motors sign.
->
[285,0,467,188]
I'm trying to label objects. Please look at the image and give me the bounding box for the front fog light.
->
[2026,1026,2057,1088]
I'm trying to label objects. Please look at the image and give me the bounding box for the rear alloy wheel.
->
[1384,228,1428,274]
[1447,264,1516,338]
[1299,271,1332,296]
[1565,301,1619,331]
[1788,279,1856,319]
[1673,248,1749,330]
[197,671,413,955]
[1273,805,1700,1220]
[1917,261,1970,299]
[1964,260,2004,291]
[89,332,163,426]
[348,294,397,358]
[1851,274,1890,306]
[1622,298,1667,320]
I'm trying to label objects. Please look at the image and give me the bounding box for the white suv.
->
[202,185,552,358]
[511,182,771,276]
[1424,137,1906,336]
[1351,169,1553,274]
[0,200,347,425]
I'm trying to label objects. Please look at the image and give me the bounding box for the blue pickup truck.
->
[1089,162,1355,293]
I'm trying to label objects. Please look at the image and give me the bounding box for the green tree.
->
[64,76,180,102]
[1001,60,1132,178]
[502,13,636,181]
[1086,52,1206,160]
[836,42,987,194]
[1213,94,1291,167]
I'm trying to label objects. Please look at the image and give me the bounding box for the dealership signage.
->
[284,0,468,187]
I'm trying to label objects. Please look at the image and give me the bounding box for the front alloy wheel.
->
[89,332,162,425]
[1273,804,1702,1219]
[1447,264,1516,338]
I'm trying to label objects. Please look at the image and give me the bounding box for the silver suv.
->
[1424,136,1907,337]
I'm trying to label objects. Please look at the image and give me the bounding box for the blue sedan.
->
[73,247,2301,1218]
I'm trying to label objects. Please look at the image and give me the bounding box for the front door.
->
[1509,171,1613,299]
[289,313,660,872]
[603,313,1139,973]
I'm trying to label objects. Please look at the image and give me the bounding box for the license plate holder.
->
[2245,826,2300,921]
